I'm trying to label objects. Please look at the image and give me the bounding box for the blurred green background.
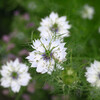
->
[0,0,100,100]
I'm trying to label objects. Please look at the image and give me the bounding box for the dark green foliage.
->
[0,0,100,100]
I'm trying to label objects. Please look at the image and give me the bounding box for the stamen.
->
[50,23,58,33]
[42,52,53,61]
[11,72,18,79]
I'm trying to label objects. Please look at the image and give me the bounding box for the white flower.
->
[81,4,94,20]
[38,12,71,40]
[0,59,31,93]
[98,27,100,33]
[26,38,67,74]
[85,60,100,87]
[28,2,37,10]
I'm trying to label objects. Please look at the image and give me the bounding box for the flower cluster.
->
[27,12,70,74]
[0,12,70,93]
[1,8,100,95]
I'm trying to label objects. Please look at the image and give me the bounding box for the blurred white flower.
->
[16,32,25,40]
[81,4,94,20]
[85,60,100,87]
[38,12,71,40]
[98,27,100,33]
[26,38,67,74]
[28,2,37,10]
[0,59,31,93]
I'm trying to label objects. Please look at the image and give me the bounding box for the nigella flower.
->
[38,12,71,40]
[85,60,100,87]
[81,4,94,20]
[0,59,31,93]
[26,38,67,74]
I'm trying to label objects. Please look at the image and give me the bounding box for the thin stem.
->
[15,87,25,100]
[68,56,100,60]
[62,84,66,100]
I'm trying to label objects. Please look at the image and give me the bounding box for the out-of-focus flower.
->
[14,10,20,16]
[0,59,31,93]
[27,2,37,10]
[98,27,100,33]
[22,13,30,21]
[7,43,15,51]
[8,54,16,60]
[16,32,26,40]
[2,35,10,43]
[26,22,34,28]
[22,94,30,100]
[43,83,51,90]
[51,96,58,100]
[19,49,29,56]
[38,12,71,40]
[26,38,67,74]
[85,60,100,87]
[27,81,35,93]
[9,30,18,38]
[81,4,94,20]
[1,54,16,64]
[2,89,9,96]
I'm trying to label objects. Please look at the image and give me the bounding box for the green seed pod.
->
[62,67,78,85]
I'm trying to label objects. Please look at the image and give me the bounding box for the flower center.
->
[42,51,53,61]
[84,8,89,15]
[11,72,18,79]
[50,23,58,33]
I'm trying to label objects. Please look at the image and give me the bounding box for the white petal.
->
[1,77,11,87]
[11,81,20,93]
[18,74,31,86]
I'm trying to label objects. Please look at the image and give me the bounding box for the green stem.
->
[68,56,100,60]
[15,87,25,100]
[62,84,66,100]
